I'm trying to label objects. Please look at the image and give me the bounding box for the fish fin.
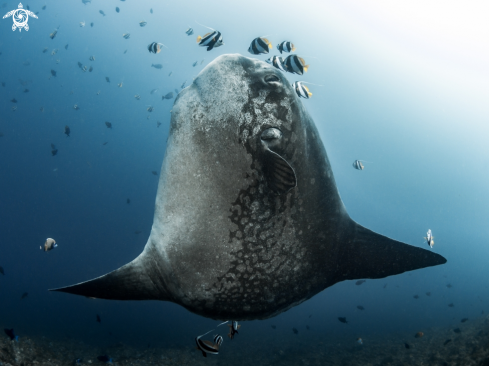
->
[338,221,446,282]
[291,45,296,51]
[303,65,309,72]
[262,149,297,195]
[196,35,202,42]
[49,250,170,301]
[308,92,313,96]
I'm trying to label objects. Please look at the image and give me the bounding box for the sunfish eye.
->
[264,74,281,85]
[261,128,282,141]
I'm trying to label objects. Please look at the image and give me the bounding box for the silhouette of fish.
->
[292,328,298,334]
[96,314,101,323]
[355,280,366,286]
[338,317,348,324]
[443,339,452,346]
[357,305,365,310]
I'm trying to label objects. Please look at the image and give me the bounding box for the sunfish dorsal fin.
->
[338,221,446,281]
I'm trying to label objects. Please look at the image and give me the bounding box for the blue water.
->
[1,0,488,358]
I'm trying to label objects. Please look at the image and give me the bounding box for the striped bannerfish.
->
[248,37,272,55]
[186,28,194,36]
[425,229,434,248]
[213,334,223,347]
[292,81,312,99]
[227,321,240,340]
[266,56,286,72]
[196,29,224,51]
[147,42,164,54]
[277,41,296,54]
[195,330,221,358]
[352,160,364,170]
[284,55,309,75]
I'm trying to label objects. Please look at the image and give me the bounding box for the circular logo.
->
[13,8,28,28]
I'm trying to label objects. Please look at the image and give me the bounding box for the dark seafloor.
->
[2,317,489,366]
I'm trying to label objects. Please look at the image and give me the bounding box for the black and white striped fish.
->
[213,334,223,346]
[195,330,221,357]
[147,42,164,54]
[248,37,272,55]
[277,41,296,54]
[425,229,434,248]
[185,28,194,36]
[227,321,240,340]
[284,55,309,75]
[266,56,286,72]
[352,160,364,170]
[292,81,312,99]
[196,29,223,51]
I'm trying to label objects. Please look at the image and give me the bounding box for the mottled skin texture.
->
[52,54,446,320]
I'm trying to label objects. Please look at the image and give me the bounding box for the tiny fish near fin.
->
[49,254,171,301]
[338,221,447,281]
[262,149,297,194]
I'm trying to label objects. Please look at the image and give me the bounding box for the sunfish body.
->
[52,54,446,320]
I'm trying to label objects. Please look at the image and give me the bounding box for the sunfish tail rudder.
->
[49,250,172,301]
[337,221,447,282]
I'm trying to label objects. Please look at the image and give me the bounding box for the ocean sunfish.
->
[51,54,446,320]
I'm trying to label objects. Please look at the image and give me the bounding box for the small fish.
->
[413,295,419,299]
[355,280,366,286]
[4,329,18,342]
[248,37,272,55]
[357,305,365,310]
[135,94,141,100]
[50,29,57,39]
[11,98,17,103]
[277,41,296,54]
[77,62,83,69]
[139,21,147,27]
[181,80,187,89]
[90,22,94,27]
[195,330,221,358]
[96,314,101,323]
[96,90,101,95]
[12,106,17,112]
[127,198,130,204]
[118,82,123,88]
[227,321,240,340]
[23,89,29,93]
[42,47,48,53]
[414,332,424,338]
[283,55,309,75]
[148,42,165,54]
[42,5,46,9]
[266,56,286,72]
[174,88,179,94]
[271,325,276,329]
[200,59,204,64]
[163,92,173,100]
[461,318,468,323]
[168,71,172,76]
[103,142,108,146]
[356,337,363,345]
[89,55,95,61]
[97,356,112,363]
[105,122,112,129]
[151,63,163,69]
[106,77,110,83]
[51,69,57,77]
[64,126,70,137]
[196,28,224,51]
[41,238,58,251]
[447,284,452,288]
[99,10,105,16]
[453,328,461,334]
[352,160,364,170]
[292,81,313,99]
[443,339,452,346]
[151,171,157,175]
[79,21,85,27]
[89,66,93,72]
[123,33,130,39]
[156,121,161,128]
[115,7,119,12]
[147,106,154,112]
[65,44,69,50]
[424,229,434,248]
[82,0,91,4]
[404,343,410,349]
[21,292,28,300]
[448,303,454,308]
[0,266,4,275]
[338,317,348,324]
[426,292,431,296]
[193,61,198,67]
[73,104,80,110]
[186,28,194,36]
[150,8,153,13]
[40,107,44,112]
[292,328,298,335]
[150,88,158,94]
[82,65,88,72]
